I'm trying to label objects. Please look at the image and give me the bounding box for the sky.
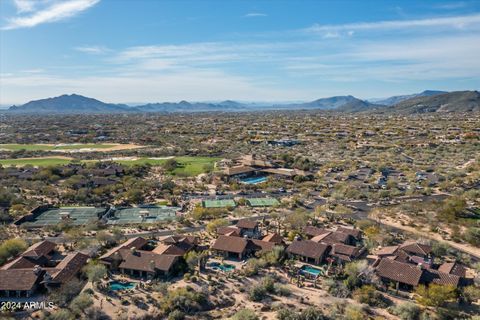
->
[1,0,480,105]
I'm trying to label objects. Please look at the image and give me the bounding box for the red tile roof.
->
[236,219,258,229]
[438,262,466,278]
[286,240,329,260]
[118,249,178,272]
[211,235,247,254]
[22,240,56,258]
[0,269,42,291]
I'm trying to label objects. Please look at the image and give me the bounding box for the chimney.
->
[33,265,43,275]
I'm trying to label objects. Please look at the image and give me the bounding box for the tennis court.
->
[247,198,280,207]
[202,199,236,208]
[21,207,106,228]
[106,206,180,225]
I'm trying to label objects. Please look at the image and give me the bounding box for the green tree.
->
[83,262,107,286]
[231,309,259,320]
[415,284,457,308]
[206,218,228,233]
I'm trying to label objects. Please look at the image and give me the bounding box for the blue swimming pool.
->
[300,265,323,277]
[241,176,267,184]
[109,281,136,291]
[208,262,236,272]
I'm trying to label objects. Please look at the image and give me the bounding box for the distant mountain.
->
[6,91,479,114]
[8,94,134,114]
[385,90,480,114]
[276,95,381,111]
[371,90,447,106]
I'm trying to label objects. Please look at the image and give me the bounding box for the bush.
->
[161,287,207,315]
[249,284,267,302]
[353,285,390,308]
[231,308,259,320]
[261,276,275,293]
[0,238,27,265]
[274,284,291,296]
[168,310,185,320]
[344,305,367,320]
[325,279,350,298]
[415,284,457,308]
[277,307,328,320]
[390,302,421,320]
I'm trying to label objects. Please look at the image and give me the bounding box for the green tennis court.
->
[247,198,280,207]
[21,207,106,228]
[106,206,180,225]
[202,199,236,208]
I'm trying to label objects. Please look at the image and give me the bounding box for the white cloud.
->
[13,0,37,13]
[306,13,480,35]
[75,45,110,55]
[3,0,100,30]
[244,12,267,17]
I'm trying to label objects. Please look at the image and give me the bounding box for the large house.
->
[210,235,276,260]
[0,241,88,298]
[286,225,364,265]
[373,241,468,291]
[217,219,262,239]
[99,236,196,278]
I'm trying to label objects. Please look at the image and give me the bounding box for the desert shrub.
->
[168,310,185,320]
[415,284,457,308]
[261,276,275,293]
[249,284,267,302]
[353,285,390,308]
[325,279,350,298]
[389,302,421,320]
[161,286,207,315]
[274,284,291,296]
[344,305,367,320]
[231,308,259,320]
[0,238,27,265]
[276,307,327,320]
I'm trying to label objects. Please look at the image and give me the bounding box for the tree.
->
[96,230,114,246]
[163,159,178,172]
[415,284,457,308]
[285,209,309,231]
[83,262,107,286]
[206,218,228,234]
[184,250,208,272]
[0,238,27,265]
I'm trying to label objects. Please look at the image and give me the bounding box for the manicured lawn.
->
[0,144,116,151]
[0,156,220,176]
[0,157,72,166]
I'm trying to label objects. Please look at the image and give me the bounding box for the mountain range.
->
[5,90,480,114]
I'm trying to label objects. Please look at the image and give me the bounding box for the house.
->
[329,243,363,263]
[210,235,275,260]
[0,241,88,297]
[304,226,330,238]
[236,219,261,238]
[375,258,423,290]
[286,240,330,265]
[100,236,182,278]
[438,262,467,278]
[217,226,242,237]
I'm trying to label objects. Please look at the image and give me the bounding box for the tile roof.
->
[117,249,177,272]
[248,240,275,252]
[224,166,255,176]
[376,259,423,286]
[304,226,330,237]
[22,240,56,258]
[217,226,241,237]
[262,233,283,244]
[1,256,38,270]
[0,269,42,291]
[337,226,362,239]
[211,235,247,254]
[286,240,329,259]
[100,237,148,260]
[399,242,432,256]
[422,269,461,287]
[47,252,88,284]
[376,245,399,256]
[438,262,466,278]
[236,219,258,229]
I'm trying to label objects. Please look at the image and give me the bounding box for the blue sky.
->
[1,0,480,105]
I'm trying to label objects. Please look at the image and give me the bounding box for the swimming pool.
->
[109,281,136,291]
[300,265,323,277]
[208,262,236,272]
[241,176,267,184]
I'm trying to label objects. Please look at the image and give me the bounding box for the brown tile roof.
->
[422,269,461,287]
[438,262,466,278]
[399,242,432,256]
[319,231,352,245]
[248,240,275,252]
[286,240,329,260]
[152,242,193,256]
[217,226,241,237]
[304,226,330,237]
[337,227,362,239]
[262,233,283,244]
[159,235,198,246]
[236,219,258,229]
[47,252,88,284]
[376,259,423,286]
[0,269,42,291]
[1,256,37,270]
[100,237,148,260]
[376,245,399,256]
[23,240,56,258]
[211,235,248,254]
[117,249,178,272]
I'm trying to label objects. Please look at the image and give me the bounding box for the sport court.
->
[247,198,280,207]
[106,206,180,225]
[202,199,236,208]
[21,207,106,228]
